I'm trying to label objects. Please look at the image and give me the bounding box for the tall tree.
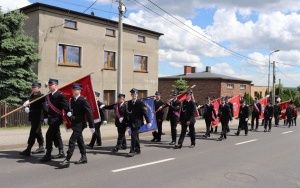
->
[0,9,40,105]
[172,77,188,94]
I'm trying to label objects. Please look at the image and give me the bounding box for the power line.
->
[277,62,300,68]
[146,0,266,64]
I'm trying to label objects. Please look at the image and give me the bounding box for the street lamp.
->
[268,49,280,94]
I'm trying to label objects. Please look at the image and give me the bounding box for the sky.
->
[1,0,300,87]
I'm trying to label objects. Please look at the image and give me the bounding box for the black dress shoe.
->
[268,129,271,132]
[112,147,119,152]
[217,137,222,141]
[245,134,248,136]
[52,151,65,159]
[120,146,127,150]
[32,147,45,154]
[151,138,156,142]
[75,156,87,164]
[40,155,51,163]
[19,149,31,157]
[169,141,175,145]
[264,129,267,132]
[234,132,239,136]
[174,144,182,149]
[189,144,195,148]
[155,139,161,142]
[59,159,70,168]
[86,144,93,149]
[96,143,102,146]
[127,152,135,157]
[135,149,141,155]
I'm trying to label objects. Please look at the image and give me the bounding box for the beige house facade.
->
[20,3,163,104]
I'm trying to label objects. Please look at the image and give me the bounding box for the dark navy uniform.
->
[175,91,196,148]
[203,98,217,138]
[20,82,45,156]
[218,100,232,140]
[264,102,274,132]
[105,94,128,152]
[87,92,107,147]
[236,101,249,136]
[250,100,262,130]
[225,100,234,132]
[152,92,165,142]
[166,92,181,145]
[126,88,150,157]
[41,79,69,162]
[273,102,281,126]
[286,104,294,128]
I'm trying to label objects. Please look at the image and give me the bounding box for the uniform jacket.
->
[166,99,181,121]
[273,104,281,116]
[28,91,44,121]
[105,102,128,127]
[226,102,234,118]
[70,96,95,131]
[238,105,249,120]
[179,100,196,123]
[252,102,262,116]
[97,100,107,123]
[286,106,294,119]
[203,103,217,120]
[218,103,232,122]
[44,90,69,118]
[155,99,165,121]
[126,99,150,128]
[264,105,274,119]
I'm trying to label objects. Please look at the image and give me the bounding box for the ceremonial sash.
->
[253,103,259,113]
[171,100,180,118]
[46,95,63,115]
[115,103,121,119]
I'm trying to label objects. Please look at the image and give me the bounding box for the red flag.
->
[279,101,290,120]
[211,98,221,126]
[259,97,268,119]
[229,95,241,118]
[59,75,100,130]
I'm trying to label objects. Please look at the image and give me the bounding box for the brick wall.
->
[158,78,251,104]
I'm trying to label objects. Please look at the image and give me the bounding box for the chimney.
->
[191,67,196,73]
[184,66,192,75]
[91,11,95,16]
[205,66,211,72]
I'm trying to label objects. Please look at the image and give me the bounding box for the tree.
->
[172,77,188,94]
[0,10,40,105]
[243,92,253,105]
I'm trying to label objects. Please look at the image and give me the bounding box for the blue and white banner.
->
[138,98,157,133]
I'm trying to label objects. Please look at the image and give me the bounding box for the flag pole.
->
[1,72,95,119]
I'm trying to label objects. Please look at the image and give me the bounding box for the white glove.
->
[100,104,105,109]
[67,112,72,117]
[119,117,124,123]
[103,121,107,125]
[147,123,152,128]
[24,107,30,113]
[245,118,248,121]
[23,100,29,107]
[90,128,95,134]
[44,118,48,124]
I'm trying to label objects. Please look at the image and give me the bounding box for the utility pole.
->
[279,78,281,97]
[117,0,125,95]
[268,50,280,94]
[272,61,276,105]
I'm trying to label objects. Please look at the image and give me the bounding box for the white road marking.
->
[112,158,175,172]
[282,131,293,134]
[235,139,258,145]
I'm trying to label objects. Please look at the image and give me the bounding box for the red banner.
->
[259,97,268,119]
[59,75,100,130]
[229,95,241,118]
[279,101,290,120]
[211,98,221,126]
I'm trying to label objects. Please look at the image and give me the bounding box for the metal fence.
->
[0,103,30,127]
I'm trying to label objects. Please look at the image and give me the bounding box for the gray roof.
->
[159,71,252,82]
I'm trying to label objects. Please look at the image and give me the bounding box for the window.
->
[104,90,115,105]
[106,28,116,37]
[64,19,77,29]
[58,44,81,66]
[104,51,115,69]
[240,84,246,90]
[134,55,148,72]
[138,90,148,98]
[137,35,146,43]
[227,83,234,89]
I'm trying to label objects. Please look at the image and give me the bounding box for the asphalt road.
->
[1,122,299,188]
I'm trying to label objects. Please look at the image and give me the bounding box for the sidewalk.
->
[0,119,240,151]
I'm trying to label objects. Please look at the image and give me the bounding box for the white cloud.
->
[211,62,236,75]
[0,0,30,13]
